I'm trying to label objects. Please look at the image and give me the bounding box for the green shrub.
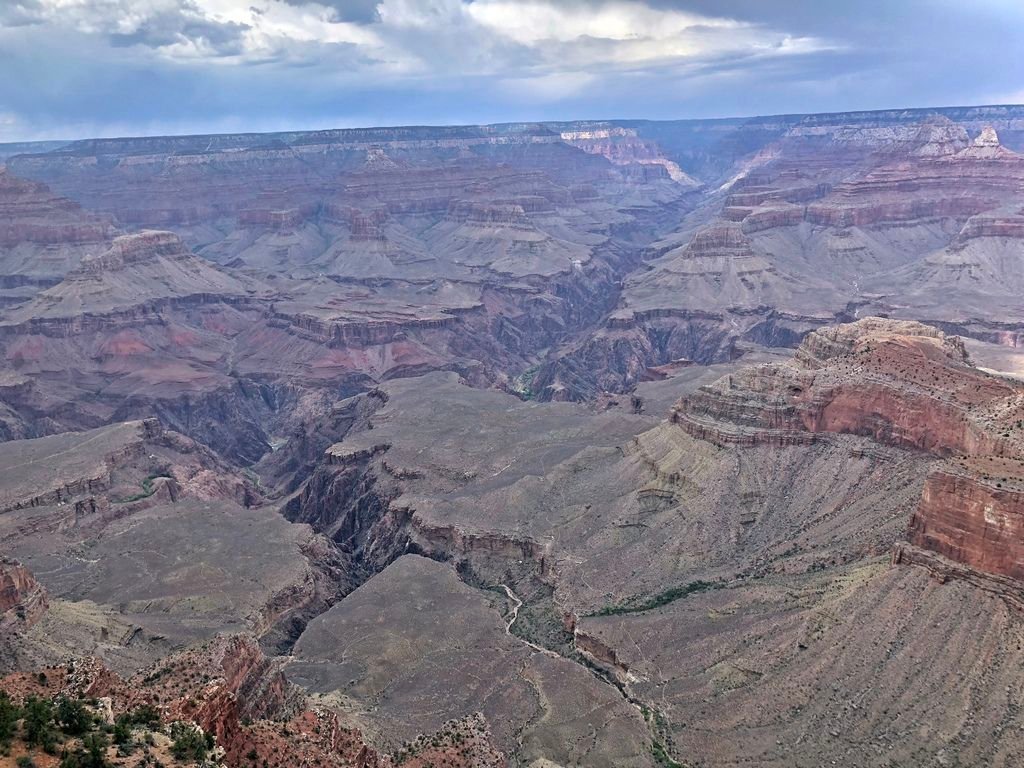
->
[0,691,21,745]
[112,715,132,746]
[22,696,55,750]
[591,580,718,616]
[169,722,209,763]
[56,697,93,736]
[129,705,161,728]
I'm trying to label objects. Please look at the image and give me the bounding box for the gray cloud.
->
[285,0,382,23]
[108,11,250,57]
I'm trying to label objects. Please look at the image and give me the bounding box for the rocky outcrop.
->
[1,636,506,768]
[560,126,702,187]
[674,318,1024,583]
[131,635,300,737]
[0,168,113,249]
[673,318,1018,455]
[908,460,1024,579]
[0,560,48,629]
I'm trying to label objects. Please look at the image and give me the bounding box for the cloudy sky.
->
[1,0,1023,141]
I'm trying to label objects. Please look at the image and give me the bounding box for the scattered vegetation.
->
[589,580,719,617]
[115,472,173,504]
[169,721,212,763]
[0,686,217,768]
[512,365,541,400]
[643,706,684,768]
[650,738,684,768]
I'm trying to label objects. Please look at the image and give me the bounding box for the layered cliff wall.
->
[673,318,1024,582]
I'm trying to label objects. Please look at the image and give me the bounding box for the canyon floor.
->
[2,106,1024,767]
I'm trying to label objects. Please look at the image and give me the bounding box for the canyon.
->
[1,105,1023,767]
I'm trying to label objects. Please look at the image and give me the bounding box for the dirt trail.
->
[497,583,559,658]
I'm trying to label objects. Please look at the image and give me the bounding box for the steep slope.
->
[0,168,116,307]
[274,318,1024,767]
[539,118,1024,397]
[676,318,1024,578]
[0,420,351,674]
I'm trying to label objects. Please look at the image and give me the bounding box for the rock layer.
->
[675,317,1024,580]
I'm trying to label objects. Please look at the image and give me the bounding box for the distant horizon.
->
[2,100,1023,149]
[3,1,1022,144]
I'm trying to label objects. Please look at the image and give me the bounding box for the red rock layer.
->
[674,318,1024,581]
[674,319,1016,455]
[0,169,114,248]
[0,560,48,629]
[909,459,1024,579]
[0,635,505,768]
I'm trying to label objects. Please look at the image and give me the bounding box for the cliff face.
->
[0,169,113,250]
[909,460,1024,579]
[561,126,702,187]
[0,560,48,629]
[674,318,1024,580]
[538,118,1024,399]
[0,634,504,768]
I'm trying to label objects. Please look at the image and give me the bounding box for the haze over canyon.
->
[0,100,1024,768]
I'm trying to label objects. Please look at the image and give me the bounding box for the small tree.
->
[58,734,110,768]
[112,715,132,746]
[169,722,209,763]
[56,697,93,736]
[129,704,161,728]
[22,696,55,750]
[0,691,21,745]
[82,732,109,768]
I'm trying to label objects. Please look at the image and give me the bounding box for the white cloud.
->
[466,0,738,46]
[0,111,22,142]
[0,0,858,141]
[7,0,382,64]
[1,0,833,72]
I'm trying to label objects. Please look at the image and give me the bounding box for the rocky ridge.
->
[674,318,1024,580]
[0,634,504,768]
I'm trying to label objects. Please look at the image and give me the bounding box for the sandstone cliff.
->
[674,318,1024,581]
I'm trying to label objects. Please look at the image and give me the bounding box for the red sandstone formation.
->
[0,559,48,630]
[0,635,505,768]
[910,460,1024,579]
[674,318,1024,580]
